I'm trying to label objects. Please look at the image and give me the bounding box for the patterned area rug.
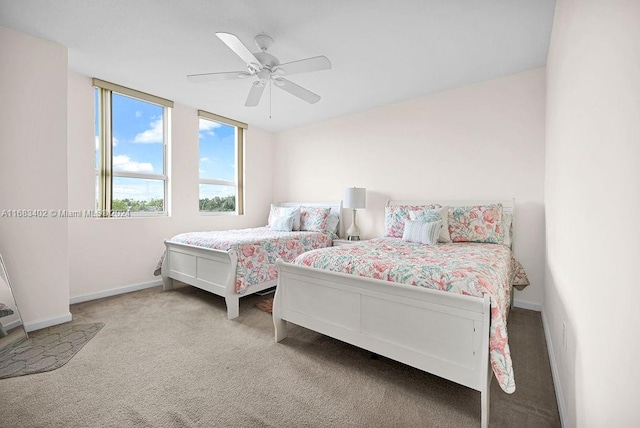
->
[256,297,273,314]
[0,323,104,379]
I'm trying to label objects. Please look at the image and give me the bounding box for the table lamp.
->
[344,187,366,240]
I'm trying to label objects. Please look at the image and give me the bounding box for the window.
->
[94,79,172,217]
[198,110,246,214]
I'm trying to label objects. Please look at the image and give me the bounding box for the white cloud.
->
[133,119,163,143]
[113,181,164,201]
[199,120,222,131]
[199,184,235,199]
[200,157,210,162]
[135,111,142,118]
[113,155,154,173]
[199,119,222,136]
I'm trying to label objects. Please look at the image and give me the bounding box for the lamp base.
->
[346,209,361,241]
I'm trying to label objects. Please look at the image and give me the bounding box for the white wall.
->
[545,0,640,426]
[273,68,546,307]
[0,26,71,330]
[67,72,275,299]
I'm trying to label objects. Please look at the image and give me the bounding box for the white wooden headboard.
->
[387,199,515,249]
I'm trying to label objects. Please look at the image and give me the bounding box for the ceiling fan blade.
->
[275,56,332,76]
[187,71,251,83]
[274,78,321,104]
[245,81,265,107]
[216,32,261,70]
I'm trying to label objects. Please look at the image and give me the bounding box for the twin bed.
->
[161,199,528,427]
[161,202,342,319]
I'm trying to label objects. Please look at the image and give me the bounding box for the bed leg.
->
[274,316,288,342]
[162,276,174,291]
[481,379,491,428]
[225,296,240,320]
[510,285,515,310]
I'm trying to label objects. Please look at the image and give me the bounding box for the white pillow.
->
[325,212,340,235]
[268,205,301,230]
[271,215,295,232]
[402,220,442,245]
[409,207,451,243]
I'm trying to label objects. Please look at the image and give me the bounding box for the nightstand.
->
[333,239,367,246]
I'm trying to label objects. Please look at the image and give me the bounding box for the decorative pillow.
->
[268,205,301,230]
[325,212,340,235]
[300,206,331,232]
[409,207,451,243]
[383,204,440,238]
[502,212,513,247]
[402,220,442,245]
[270,215,295,232]
[448,204,504,244]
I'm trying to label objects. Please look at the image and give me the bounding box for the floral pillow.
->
[383,204,440,238]
[300,206,331,232]
[448,204,504,244]
[268,205,301,230]
[502,212,513,248]
[409,206,451,243]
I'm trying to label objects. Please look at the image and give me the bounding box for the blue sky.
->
[95,90,237,201]
[199,118,236,199]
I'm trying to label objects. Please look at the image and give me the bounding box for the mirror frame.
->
[0,253,28,341]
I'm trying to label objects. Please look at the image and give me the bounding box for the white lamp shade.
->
[344,187,366,209]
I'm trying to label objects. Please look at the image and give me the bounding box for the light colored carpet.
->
[0,323,103,379]
[0,286,560,427]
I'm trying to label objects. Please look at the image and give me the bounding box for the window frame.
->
[93,78,173,218]
[197,110,246,216]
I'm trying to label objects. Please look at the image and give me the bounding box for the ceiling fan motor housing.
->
[254,52,280,72]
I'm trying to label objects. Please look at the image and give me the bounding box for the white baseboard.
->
[513,299,542,311]
[25,311,72,332]
[69,279,162,305]
[541,307,568,428]
[3,319,23,330]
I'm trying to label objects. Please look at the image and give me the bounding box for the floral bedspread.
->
[168,227,333,294]
[293,238,529,393]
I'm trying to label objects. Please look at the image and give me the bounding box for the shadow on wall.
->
[512,201,545,253]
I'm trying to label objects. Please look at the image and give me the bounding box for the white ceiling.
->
[0,0,556,132]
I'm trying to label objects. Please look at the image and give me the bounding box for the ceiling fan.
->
[187,33,331,107]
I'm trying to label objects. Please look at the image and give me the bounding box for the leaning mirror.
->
[0,253,28,349]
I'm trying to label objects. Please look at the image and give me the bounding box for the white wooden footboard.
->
[273,260,493,427]
[161,241,241,319]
